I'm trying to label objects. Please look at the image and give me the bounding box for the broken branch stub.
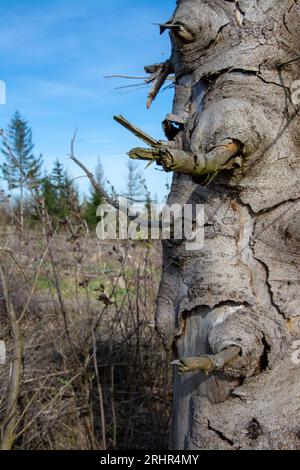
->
[146,60,172,109]
[173,346,241,374]
[128,142,240,178]
[114,115,241,178]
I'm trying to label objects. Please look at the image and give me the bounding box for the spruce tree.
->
[49,159,79,220]
[83,157,105,229]
[41,175,58,216]
[125,161,144,206]
[50,159,68,219]
[0,111,43,232]
[62,174,80,218]
[51,160,66,195]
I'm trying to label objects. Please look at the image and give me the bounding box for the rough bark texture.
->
[154,0,300,450]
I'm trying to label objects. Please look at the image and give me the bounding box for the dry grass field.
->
[0,219,172,449]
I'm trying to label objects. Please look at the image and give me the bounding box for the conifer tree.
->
[40,175,57,216]
[0,111,43,233]
[125,161,144,206]
[50,160,69,219]
[47,160,79,220]
[51,160,66,196]
[84,157,105,229]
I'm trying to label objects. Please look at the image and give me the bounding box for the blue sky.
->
[0,0,176,201]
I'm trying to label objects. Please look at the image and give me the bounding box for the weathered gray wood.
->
[152,0,300,450]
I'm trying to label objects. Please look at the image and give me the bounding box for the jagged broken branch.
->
[105,60,174,109]
[113,116,241,178]
[172,346,241,374]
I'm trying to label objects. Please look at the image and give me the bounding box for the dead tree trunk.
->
[147,0,300,450]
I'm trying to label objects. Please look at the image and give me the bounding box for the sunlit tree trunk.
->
[152,0,300,450]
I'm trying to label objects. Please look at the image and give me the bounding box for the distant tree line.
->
[0,111,154,232]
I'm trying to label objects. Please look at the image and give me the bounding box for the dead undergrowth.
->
[0,223,171,450]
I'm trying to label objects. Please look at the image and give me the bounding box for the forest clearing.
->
[0,0,299,455]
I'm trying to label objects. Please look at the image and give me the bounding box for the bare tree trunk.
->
[151,0,300,450]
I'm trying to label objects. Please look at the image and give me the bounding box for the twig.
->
[69,130,163,229]
[91,326,107,450]
[113,115,160,148]
[147,60,171,109]
[0,130,71,341]
[69,130,120,210]
[104,66,174,103]
[110,363,117,449]
[17,225,59,323]
[104,74,149,80]
[13,377,49,432]
[14,371,82,440]
[38,197,71,343]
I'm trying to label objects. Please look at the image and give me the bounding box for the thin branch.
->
[104,74,149,80]
[69,129,119,209]
[91,325,107,449]
[17,225,59,323]
[14,371,82,440]
[0,129,71,343]
[69,130,163,229]
[147,60,171,109]
[115,83,148,91]
[113,115,160,148]
[104,61,174,106]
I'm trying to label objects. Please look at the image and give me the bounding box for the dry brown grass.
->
[0,223,172,450]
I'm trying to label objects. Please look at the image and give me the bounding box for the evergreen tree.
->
[50,160,70,219]
[125,161,144,205]
[83,157,105,229]
[51,159,66,196]
[84,190,103,229]
[41,160,79,220]
[0,111,43,232]
[63,174,80,218]
[41,175,58,216]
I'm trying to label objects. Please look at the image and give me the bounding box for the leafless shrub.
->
[0,226,171,450]
[0,131,171,450]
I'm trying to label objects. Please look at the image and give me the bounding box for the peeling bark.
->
[151,0,300,450]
